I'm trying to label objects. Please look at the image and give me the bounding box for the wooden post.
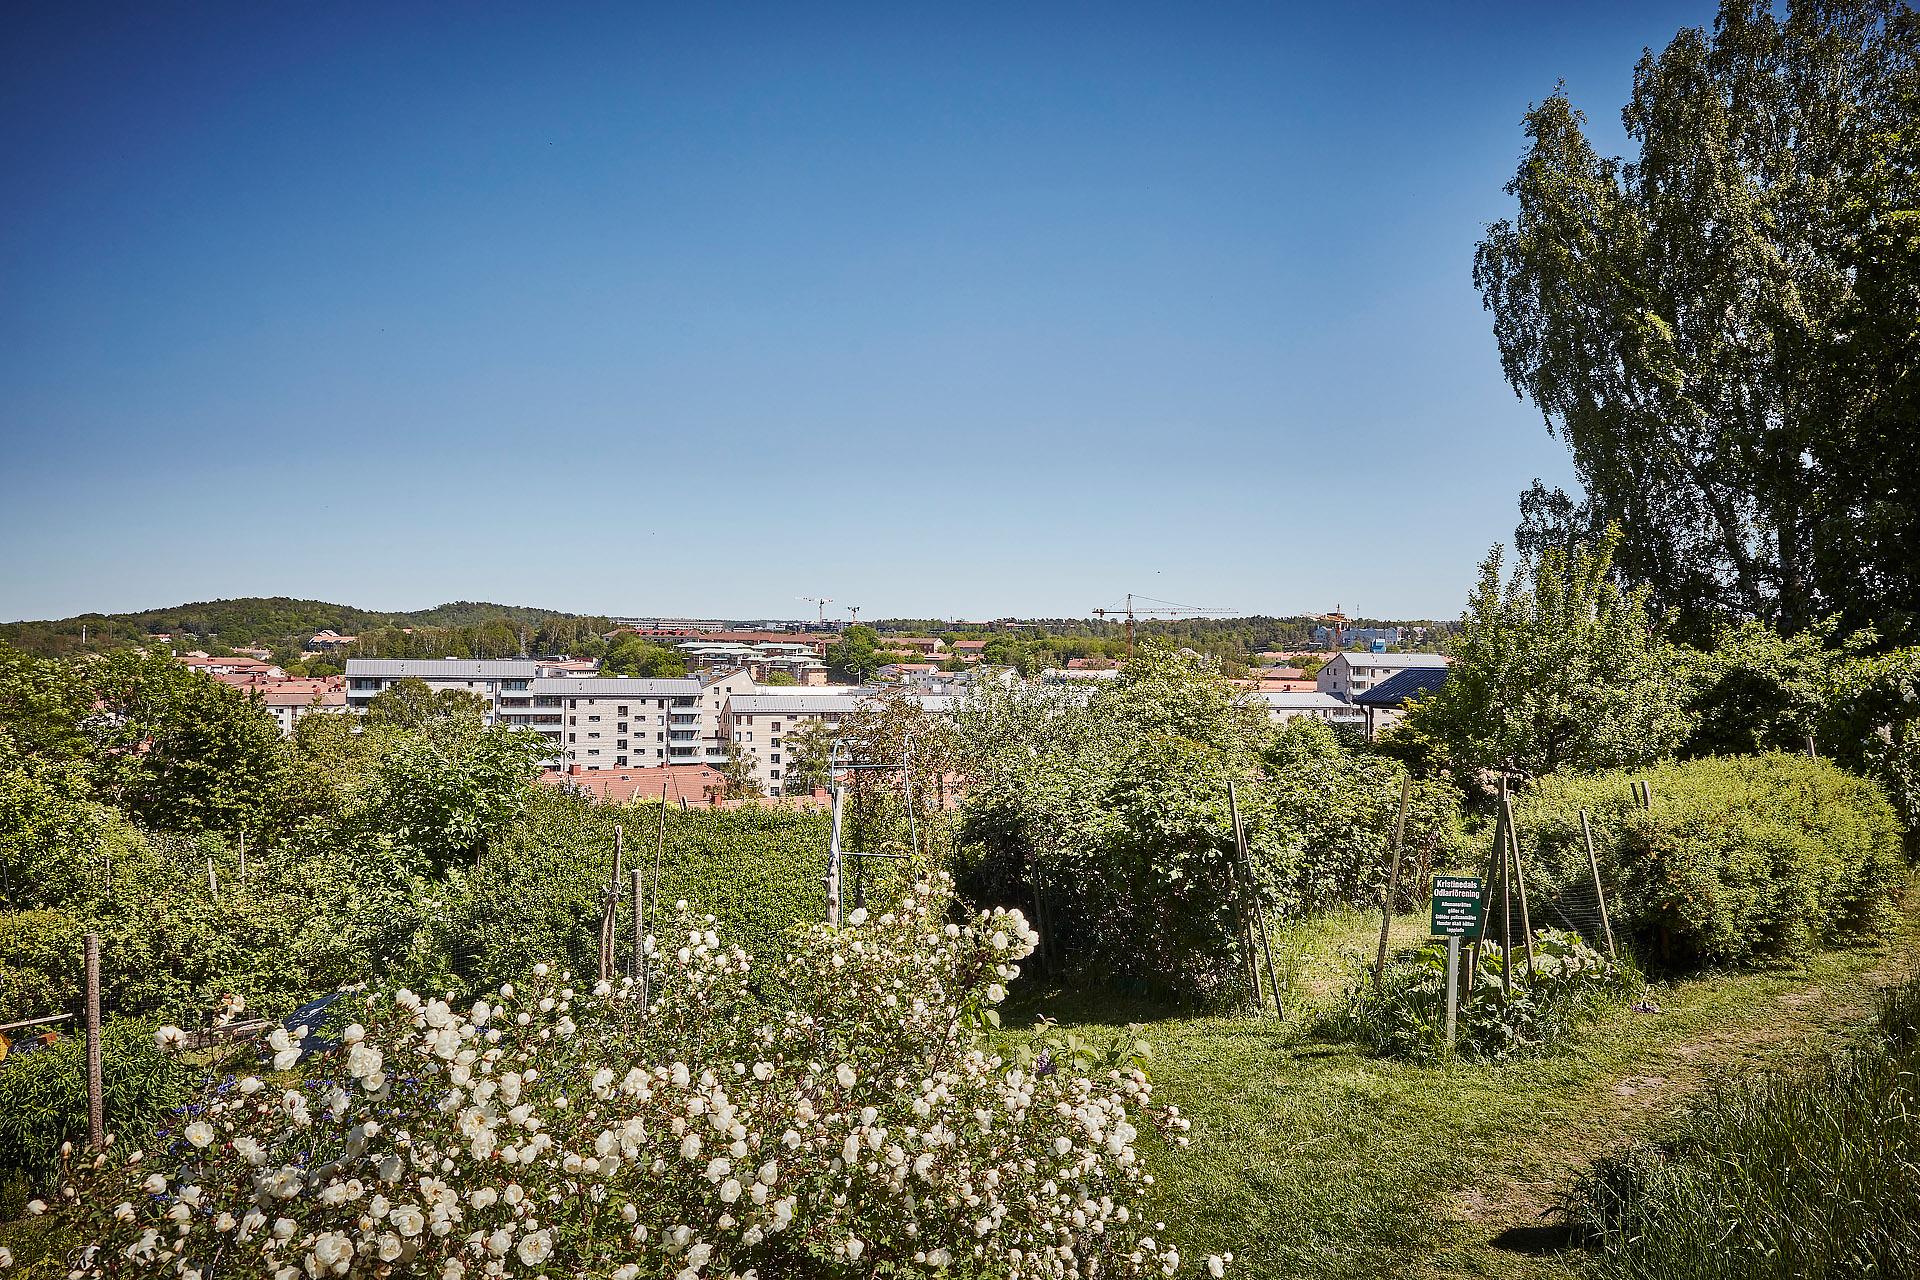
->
[1464,785,1509,1000]
[1443,934,1461,1054]
[1806,734,1818,760]
[238,830,246,881]
[826,784,845,926]
[1372,774,1413,991]
[1497,780,1513,1002]
[206,857,219,898]
[629,868,643,982]
[600,826,623,982]
[85,932,103,1151]
[1230,782,1282,1016]
[1503,790,1536,984]
[1580,809,1617,959]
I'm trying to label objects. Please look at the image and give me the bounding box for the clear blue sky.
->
[0,1,1705,624]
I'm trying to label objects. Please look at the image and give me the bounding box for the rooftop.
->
[345,659,542,679]
[1354,666,1451,707]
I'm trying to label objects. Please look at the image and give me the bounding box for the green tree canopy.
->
[600,634,687,678]
[1398,531,1691,781]
[1477,0,1920,641]
[362,677,491,730]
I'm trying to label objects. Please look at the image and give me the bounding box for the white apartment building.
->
[723,692,872,794]
[1315,652,1449,702]
[1258,690,1366,727]
[518,678,706,768]
[344,659,543,714]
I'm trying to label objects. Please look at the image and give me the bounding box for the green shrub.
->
[1329,928,1635,1063]
[0,1018,188,1209]
[0,910,84,1018]
[1565,975,1920,1279]
[1513,754,1903,968]
[435,787,897,990]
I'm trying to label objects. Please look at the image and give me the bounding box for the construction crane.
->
[799,596,833,626]
[1092,593,1236,660]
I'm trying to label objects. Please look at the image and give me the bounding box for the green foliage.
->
[0,1018,188,1204]
[955,645,1464,1005]
[0,644,92,766]
[1515,754,1904,968]
[436,787,879,989]
[1259,718,1465,917]
[1330,929,1636,1064]
[1477,0,1920,640]
[0,598,601,661]
[360,677,491,729]
[600,634,688,678]
[826,625,882,683]
[1398,531,1690,781]
[1566,974,1920,1279]
[84,650,288,836]
[354,717,551,873]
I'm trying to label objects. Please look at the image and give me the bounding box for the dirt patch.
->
[1611,1074,1669,1098]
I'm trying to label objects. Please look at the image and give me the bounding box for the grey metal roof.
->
[529,678,704,697]
[1258,691,1349,709]
[729,694,869,715]
[1354,666,1450,706]
[1330,652,1449,669]
[344,659,542,679]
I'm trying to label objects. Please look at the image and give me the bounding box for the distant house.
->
[951,640,989,662]
[1316,652,1450,702]
[307,629,357,651]
[887,637,945,656]
[1257,690,1365,727]
[1353,666,1450,738]
[180,654,284,679]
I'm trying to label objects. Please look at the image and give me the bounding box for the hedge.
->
[438,788,903,989]
[1513,754,1903,968]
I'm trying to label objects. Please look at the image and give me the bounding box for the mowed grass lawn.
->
[1011,882,1920,1280]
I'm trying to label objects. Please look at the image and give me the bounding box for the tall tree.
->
[1397,530,1691,781]
[1477,0,1920,640]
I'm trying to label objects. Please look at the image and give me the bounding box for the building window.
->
[588,715,601,723]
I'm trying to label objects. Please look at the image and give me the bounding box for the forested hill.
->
[0,598,603,659]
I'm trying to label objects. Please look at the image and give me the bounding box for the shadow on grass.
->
[1488,1222,1584,1256]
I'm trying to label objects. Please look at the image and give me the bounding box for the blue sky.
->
[0,2,1705,624]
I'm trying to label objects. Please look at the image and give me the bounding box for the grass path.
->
[1013,886,1920,1280]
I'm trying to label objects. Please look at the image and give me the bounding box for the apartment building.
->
[343,659,543,713]
[722,692,870,794]
[514,678,706,768]
[1315,652,1449,702]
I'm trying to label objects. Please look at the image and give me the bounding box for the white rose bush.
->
[22,875,1220,1278]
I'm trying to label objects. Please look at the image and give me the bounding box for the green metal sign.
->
[1430,875,1484,938]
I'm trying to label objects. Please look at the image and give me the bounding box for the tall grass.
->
[1566,975,1920,1279]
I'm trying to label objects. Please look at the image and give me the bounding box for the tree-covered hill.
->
[0,597,604,659]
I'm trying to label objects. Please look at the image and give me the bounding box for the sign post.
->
[1430,875,1484,1054]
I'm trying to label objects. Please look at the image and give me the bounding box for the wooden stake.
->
[1499,815,1513,1003]
[1580,809,1617,959]
[85,932,103,1150]
[206,857,218,898]
[630,868,643,982]
[1230,781,1282,1016]
[1372,774,1412,992]
[1503,789,1536,984]
[1464,786,1509,1000]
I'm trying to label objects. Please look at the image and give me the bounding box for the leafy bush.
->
[0,1018,188,1210]
[26,878,1225,1279]
[954,652,1464,1007]
[1513,754,1903,968]
[436,786,903,991]
[1329,929,1635,1063]
[1564,975,1920,1279]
